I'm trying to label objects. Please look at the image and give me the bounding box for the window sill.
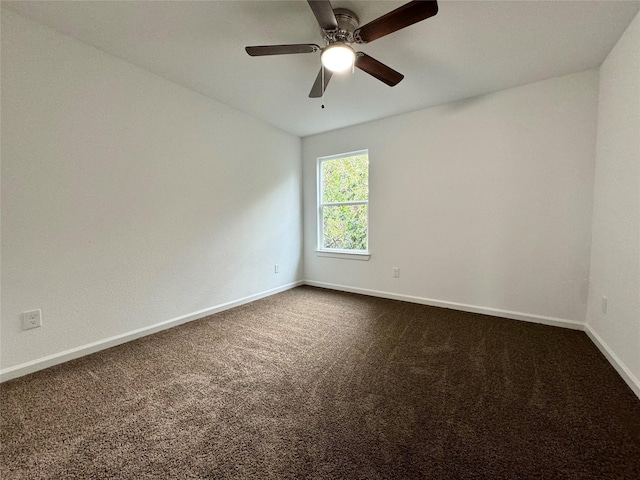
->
[315,250,371,261]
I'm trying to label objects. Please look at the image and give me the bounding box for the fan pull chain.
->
[321,66,325,109]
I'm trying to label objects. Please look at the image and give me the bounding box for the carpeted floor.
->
[1,286,639,479]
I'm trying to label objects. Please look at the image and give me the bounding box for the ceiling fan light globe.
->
[321,44,356,73]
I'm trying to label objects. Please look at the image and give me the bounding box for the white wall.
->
[1,10,302,374]
[586,12,640,391]
[303,70,599,325]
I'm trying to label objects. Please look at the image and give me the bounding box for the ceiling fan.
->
[245,0,439,98]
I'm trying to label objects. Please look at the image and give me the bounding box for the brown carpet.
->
[1,286,639,479]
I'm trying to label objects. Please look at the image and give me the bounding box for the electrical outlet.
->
[392,267,400,278]
[22,309,42,330]
[601,296,608,314]
[274,264,280,274]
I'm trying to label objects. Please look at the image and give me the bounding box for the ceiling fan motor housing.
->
[323,8,359,45]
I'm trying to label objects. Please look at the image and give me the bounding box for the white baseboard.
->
[0,281,304,383]
[6,280,637,402]
[303,280,585,330]
[585,324,640,399]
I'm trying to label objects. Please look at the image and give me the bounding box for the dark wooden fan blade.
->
[245,44,320,56]
[354,0,438,44]
[355,52,404,86]
[307,0,338,31]
[309,67,333,98]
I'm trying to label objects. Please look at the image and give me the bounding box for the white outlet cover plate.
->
[22,309,42,330]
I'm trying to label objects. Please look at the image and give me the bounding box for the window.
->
[317,150,369,255]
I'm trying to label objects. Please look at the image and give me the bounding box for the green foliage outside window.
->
[320,153,368,251]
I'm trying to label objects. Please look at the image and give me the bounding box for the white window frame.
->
[316,149,370,260]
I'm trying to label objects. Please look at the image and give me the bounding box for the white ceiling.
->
[4,1,639,137]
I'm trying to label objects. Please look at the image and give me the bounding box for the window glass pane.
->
[322,154,368,203]
[322,204,368,250]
